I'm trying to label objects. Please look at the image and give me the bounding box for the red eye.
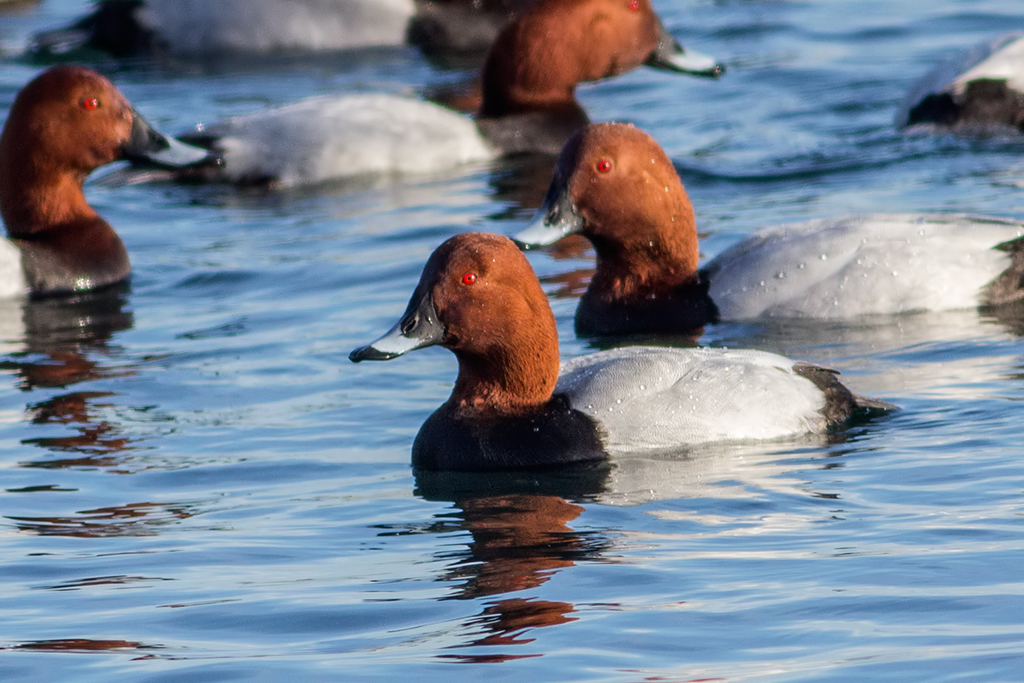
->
[462,272,477,285]
[596,159,612,173]
[627,0,640,11]
[81,97,100,110]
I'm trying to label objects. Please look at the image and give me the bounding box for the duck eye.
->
[461,272,478,285]
[596,159,612,173]
[80,97,100,111]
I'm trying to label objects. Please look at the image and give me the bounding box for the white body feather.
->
[705,214,1021,320]
[137,0,416,54]
[202,94,497,186]
[0,238,27,300]
[557,346,830,452]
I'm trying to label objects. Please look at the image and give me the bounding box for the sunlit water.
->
[1,1,1023,681]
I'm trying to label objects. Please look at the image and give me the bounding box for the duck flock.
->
[1,0,1023,680]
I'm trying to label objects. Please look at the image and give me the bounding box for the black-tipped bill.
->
[512,180,584,248]
[123,109,217,168]
[350,289,444,362]
[645,19,724,78]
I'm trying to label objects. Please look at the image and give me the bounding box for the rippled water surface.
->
[2,1,1024,681]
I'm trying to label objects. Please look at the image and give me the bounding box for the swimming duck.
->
[514,122,1024,336]
[168,0,723,187]
[0,65,214,297]
[349,232,890,471]
[897,31,1024,132]
[30,0,535,60]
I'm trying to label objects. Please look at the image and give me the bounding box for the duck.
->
[29,0,534,60]
[165,0,723,187]
[0,65,215,298]
[349,232,890,471]
[513,122,1024,336]
[897,31,1024,132]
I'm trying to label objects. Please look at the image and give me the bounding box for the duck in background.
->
[0,65,215,298]
[151,0,722,187]
[349,232,890,471]
[513,122,1024,337]
[29,1,707,67]
[897,31,1024,133]
[29,0,542,61]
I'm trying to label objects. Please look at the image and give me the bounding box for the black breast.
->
[411,394,608,471]
[908,79,1024,131]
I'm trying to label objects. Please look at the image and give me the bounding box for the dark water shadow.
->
[378,464,614,662]
[0,287,166,472]
[1,286,134,390]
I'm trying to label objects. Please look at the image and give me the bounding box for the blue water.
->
[1,1,1023,681]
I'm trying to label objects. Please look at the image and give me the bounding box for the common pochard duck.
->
[349,232,890,471]
[31,0,534,60]
[514,123,1024,336]
[0,65,214,298]
[165,0,723,187]
[897,32,1024,132]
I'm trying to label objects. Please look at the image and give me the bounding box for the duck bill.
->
[645,19,724,78]
[512,181,584,248]
[350,289,444,362]
[123,109,217,168]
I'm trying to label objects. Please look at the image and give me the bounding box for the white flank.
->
[203,94,497,187]
[950,34,1024,96]
[557,346,829,452]
[138,0,416,54]
[0,238,27,300]
[705,214,1021,320]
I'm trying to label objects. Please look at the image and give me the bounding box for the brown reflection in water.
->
[538,262,594,299]
[1,289,155,470]
[6,287,134,390]
[20,391,138,470]
[11,638,158,653]
[435,493,611,662]
[453,494,586,597]
[7,500,198,538]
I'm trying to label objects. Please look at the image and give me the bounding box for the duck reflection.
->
[3,286,133,388]
[413,465,613,661]
[8,500,200,538]
[0,287,140,468]
[11,638,158,653]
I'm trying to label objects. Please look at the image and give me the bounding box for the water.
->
[1,1,1023,680]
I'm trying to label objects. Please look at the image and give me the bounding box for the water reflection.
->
[0,288,150,470]
[1,287,134,390]
[7,500,201,538]
[409,466,611,661]
[9,638,158,653]
[486,153,559,220]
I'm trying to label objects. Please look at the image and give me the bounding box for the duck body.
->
[557,346,859,452]
[32,0,416,57]
[514,123,1024,335]
[350,232,889,471]
[898,32,1024,132]
[0,66,214,298]
[165,0,722,186]
[31,0,538,59]
[704,214,1024,320]
[182,94,497,186]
